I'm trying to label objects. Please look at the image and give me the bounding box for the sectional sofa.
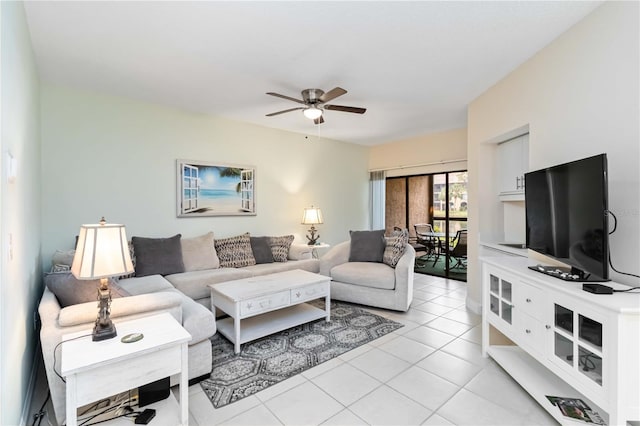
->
[39,231,319,425]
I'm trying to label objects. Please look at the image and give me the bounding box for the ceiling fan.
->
[265,87,366,124]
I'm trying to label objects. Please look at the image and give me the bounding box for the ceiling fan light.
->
[303,106,323,120]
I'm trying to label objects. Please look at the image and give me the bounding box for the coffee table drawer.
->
[240,291,290,316]
[291,282,328,303]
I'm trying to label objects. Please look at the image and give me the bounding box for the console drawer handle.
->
[545,325,551,330]
[525,329,531,334]
[526,298,532,303]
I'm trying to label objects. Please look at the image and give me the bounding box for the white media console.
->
[481,256,639,425]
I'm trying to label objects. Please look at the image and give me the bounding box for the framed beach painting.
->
[177,160,256,217]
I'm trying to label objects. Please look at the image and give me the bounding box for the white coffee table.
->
[209,269,331,353]
[61,313,191,426]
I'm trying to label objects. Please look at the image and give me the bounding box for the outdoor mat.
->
[200,300,403,408]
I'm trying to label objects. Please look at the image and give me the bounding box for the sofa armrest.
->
[57,291,183,327]
[319,241,351,276]
[289,243,313,260]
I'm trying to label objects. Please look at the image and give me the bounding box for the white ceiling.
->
[23,1,602,146]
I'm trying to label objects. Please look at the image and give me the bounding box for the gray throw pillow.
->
[44,272,129,308]
[132,234,185,277]
[250,237,274,264]
[349,229,386,262]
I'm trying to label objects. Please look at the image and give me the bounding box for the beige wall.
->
[1,2,42,424]
[40,85,371,269]
[369,128,467,176]
[467,1,639,308]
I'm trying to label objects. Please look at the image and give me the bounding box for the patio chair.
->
[445,229,468,269]
[414,223,441,265]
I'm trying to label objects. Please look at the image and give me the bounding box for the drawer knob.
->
[526,298,532,303]
[247,302,253,309]
[296,292,301,297]
[545,325,551,330]
[525,329,531,334]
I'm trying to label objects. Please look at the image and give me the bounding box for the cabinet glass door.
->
[552,304,603,387]
[578,314,603,385]
[488,274,513,325]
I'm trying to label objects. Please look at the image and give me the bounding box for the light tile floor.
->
[29,273,558,425]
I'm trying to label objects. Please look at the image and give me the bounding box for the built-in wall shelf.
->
[497,134,529,200]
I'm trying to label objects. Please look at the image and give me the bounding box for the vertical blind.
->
[370,170,386,230]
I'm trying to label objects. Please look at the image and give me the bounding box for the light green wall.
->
[41,85,370,267]
[1,1,42,424]
[467,1,639,306]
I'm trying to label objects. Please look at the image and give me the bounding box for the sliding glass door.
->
[385,170,467,281]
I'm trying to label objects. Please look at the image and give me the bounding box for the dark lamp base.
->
[93,321,117,341]
[306,225,320,246]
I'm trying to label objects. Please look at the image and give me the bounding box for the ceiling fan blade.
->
[324,104,366,114]
[314,115,325,125]
[266,107,305,117]
[319,87,347,103]
[266,92,305,104]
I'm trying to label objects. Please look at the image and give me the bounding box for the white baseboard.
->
[465,296,482,315]
[19,342,42,426]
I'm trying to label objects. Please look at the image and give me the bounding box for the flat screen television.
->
[525,154,609,282]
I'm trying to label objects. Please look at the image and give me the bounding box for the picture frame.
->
[176,159,256,217]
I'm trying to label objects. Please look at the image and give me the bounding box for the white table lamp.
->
[71,217,134,341]
[302,206,323,246]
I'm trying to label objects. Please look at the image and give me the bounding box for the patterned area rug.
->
[200,300,403,408]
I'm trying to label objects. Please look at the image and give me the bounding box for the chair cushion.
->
[349,230,385,262]
[330,262,396,290]
[181,232,220,271]
[132,234,185,277]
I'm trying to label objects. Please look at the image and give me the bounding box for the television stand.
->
[528,264,608,282]
[482,256,640,425]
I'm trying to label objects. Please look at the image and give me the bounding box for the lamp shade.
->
[72,221,134,280]
[301,207,323,225]
[303,106,323,120]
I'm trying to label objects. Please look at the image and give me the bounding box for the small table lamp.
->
[71,217,134,341]
[302,206,323,246]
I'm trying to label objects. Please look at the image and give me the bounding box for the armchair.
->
[320,241,415,311]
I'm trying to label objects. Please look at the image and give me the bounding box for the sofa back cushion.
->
[181,232,220,271]
[44,272,129,308]
[250,236,274,264]
[349,230,386,262]
[132,234,185,277]
[214,233,256,268]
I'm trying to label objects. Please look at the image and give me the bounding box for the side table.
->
[310,243,331,258]
[61,313,191,426]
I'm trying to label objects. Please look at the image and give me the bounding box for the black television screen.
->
[525,154,609,281]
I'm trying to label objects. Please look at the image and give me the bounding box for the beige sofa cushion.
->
[330,262,396,290]
[181,232,220,271]
[244,259,320,276]
[119,274,175,295]
[57,291,183,327]
[165,268,252,300]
